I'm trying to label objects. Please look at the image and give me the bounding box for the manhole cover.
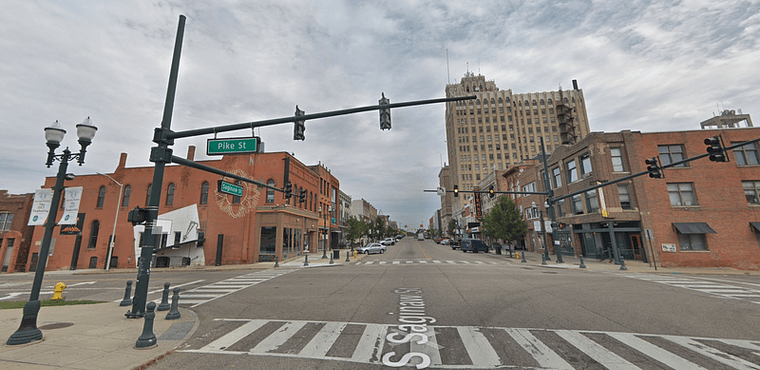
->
[39,322,74,330]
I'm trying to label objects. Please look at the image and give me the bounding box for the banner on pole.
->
[58,187,83,225]
[28,189,53,226]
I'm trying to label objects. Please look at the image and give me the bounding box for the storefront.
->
[257,207,318,262]
[574,221,646,263]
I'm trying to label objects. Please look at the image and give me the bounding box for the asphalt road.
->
[138,237,760,369]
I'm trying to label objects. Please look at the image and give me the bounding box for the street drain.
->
[39,322,74,330]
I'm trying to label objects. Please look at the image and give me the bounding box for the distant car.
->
[459,238,489,253]
[356,243,386,254]
[417,233,425,241]
[395,235,404,240]
[441,239,451,245]
[381,238,396,246]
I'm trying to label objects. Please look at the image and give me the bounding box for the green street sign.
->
[217,180,243,197]
[207,137,260,155]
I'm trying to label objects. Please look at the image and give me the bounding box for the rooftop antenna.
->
[446,49,450,84]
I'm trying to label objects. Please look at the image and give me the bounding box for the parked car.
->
[459,238,489,253]
[450,239,460,250]
[441,239,451,245]
[356,243,386,254]
[381,238,396,246]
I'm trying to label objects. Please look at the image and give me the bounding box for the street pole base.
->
[7,300,42,345]
[125,310,145,319]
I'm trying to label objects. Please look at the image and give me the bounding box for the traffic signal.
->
[704,136,727,162]
[489,185,495,198]
[284,182,292,199]
[299,188,306,204]
[645,157,662,178]
[127,206,148,225]
[453,185,459,197]
[293,105,305,141]
[379,93,391,130]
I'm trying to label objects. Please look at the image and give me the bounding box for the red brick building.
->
[0,191,34,273]
[504,127,760,270]
[25,146,340,271]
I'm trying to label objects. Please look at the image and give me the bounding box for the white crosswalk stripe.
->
[622,273,760,304]
[352,259,508,266]
[177,269,298,307]
[179,319,760,369]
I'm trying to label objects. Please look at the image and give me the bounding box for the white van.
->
[417,233,424,241]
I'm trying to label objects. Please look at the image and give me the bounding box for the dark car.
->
[459,238,489,253]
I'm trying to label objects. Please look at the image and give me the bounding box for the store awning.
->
[672,222,716,234]
[750,222,760,233]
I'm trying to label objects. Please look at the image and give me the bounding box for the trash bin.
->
[494,244,502,255]
[333,250,340,259]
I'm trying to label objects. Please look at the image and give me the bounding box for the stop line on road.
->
[357,260,505,266]
[178,319,760,369]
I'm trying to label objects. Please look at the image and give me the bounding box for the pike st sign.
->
[207,137,260,155]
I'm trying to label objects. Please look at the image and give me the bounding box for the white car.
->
[356,243,386,254]
[381,238,396,246]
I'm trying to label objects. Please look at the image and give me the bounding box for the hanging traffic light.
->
[299,188,306,204]
[284,182,293,199]
[379,92,391,130]
[453,185,459,197]
[489,184,495,198]
[293,105,305,141]
[645,157,662,178]
[704,136,727,162]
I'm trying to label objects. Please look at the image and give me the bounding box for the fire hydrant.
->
[52,282,67,300]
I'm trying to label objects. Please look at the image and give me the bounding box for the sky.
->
[2,0,760,230]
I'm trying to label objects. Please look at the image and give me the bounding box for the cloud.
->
[1,0,759,229]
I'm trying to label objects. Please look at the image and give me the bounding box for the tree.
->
[481,196,527,246]
[346,218,366,247]
[447,219,457,238]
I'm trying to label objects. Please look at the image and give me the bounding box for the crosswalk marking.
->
[176,269,298,307]
[623,273,760,304]
[180,319,760,369]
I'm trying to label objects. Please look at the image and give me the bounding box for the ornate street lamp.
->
[7,118,96,345]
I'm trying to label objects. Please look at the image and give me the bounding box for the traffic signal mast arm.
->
[165,95,476,140]
[171,154,282,194]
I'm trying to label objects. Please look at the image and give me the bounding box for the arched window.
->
[498,97,503,104]
[122,185,131,207]
[491,98,496,105]
[166,183,175,205]
[564,97,569,104]
[266,180,275,203]
[200,182,209,205]
[145,184,152,205]
[88,220,100,249]
[310,193,314,211]
[476,99,481,106]
[548,98,553,105]
[505,97,510,104]
[97,186,106,208]
[540,99,545,106]
[524,100,530,106]
[532,100,537,106]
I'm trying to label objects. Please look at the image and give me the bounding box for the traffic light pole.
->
[128,14,476,319]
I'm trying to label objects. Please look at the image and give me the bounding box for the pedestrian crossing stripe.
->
[178,319,760,369]
[175,268,299,307]
[358,260,504,266]
[622,273,760,304]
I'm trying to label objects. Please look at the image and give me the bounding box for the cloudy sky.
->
[2,0,759,230]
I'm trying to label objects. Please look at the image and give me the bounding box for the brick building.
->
[503,126,760,270]
[25,146,340,271]
[0,191,34,273]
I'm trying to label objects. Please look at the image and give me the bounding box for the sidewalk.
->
[0,251,360,369]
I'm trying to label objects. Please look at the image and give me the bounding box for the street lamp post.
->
[98,172,122,270]
[7,118,97,345]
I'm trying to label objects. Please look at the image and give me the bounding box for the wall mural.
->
[215,168,260,218]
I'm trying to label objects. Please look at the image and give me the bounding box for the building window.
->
[580,153,592,177]
[122,185,131,207]
[733,142,760,165]
[618,184,633,209]
[743,181,760,204]
[567,160,578,183]
[658,145,688,167]
[585,190,600,213]
[166,183,175,206]
[97,186,106,208]
[610,148,625,172]
[572,194,584,214]
[0,213,13,231]
[678,233,708,251]
[556,199,565,217]
[200,182,209,205]
[668,183,697,206]
[88,220,100,249]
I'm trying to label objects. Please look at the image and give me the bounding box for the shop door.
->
[630,234,644,261]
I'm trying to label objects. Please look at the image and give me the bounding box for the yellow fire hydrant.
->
[52,282,67,300]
